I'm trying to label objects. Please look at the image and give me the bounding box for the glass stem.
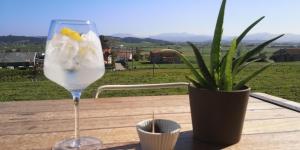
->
[72,91,81,148]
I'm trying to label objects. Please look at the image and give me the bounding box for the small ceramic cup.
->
[136,119,181,150]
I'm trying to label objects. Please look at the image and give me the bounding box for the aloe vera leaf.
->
[188,42,216,88]
[161,49,210,88]
[222,38,237,91]
[219,52,228,89]
[210,0,226,82]
[233,34,284,73]
[233,58,261,76]
[186,75,202,88]
[234,63,273,90]
[236,16,265,46]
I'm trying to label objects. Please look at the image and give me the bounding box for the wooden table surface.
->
[0,94,299,150]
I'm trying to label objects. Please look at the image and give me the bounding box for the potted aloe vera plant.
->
[164,0,284,146]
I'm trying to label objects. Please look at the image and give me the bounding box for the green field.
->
[0,61,299,103]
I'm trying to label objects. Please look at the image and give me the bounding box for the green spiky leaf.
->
[233,58,261,76]
[161,49,210,88]
[186,75,202,88]
[234,63,273,90]
[221,38,237,91]
[174,0,283,92]
[236,16,265,46]
[210,0,226,82]
[233,34,284,73]
[188,42,216,89]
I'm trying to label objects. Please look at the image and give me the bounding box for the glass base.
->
[52,136,103,150]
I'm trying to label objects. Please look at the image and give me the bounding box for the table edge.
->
[250,92,300,113]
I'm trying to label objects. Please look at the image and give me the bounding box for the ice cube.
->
[77,31,102,63]
[46,30,103,71]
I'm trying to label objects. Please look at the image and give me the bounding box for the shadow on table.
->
[102,131,229,150]
[176,130,230,150]
[102,143,141,150]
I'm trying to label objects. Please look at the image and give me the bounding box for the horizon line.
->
[0,32,294,37]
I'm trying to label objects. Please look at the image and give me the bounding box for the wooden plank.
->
[0,95,298,136]
[0,95,299,150]
[0,127,140,150]
[246,101,282,110]
[243,118,300,134]
[245,108,300,120]
[0,96,263,114]
[1,105,298,126]
[0,105,299,125]
[0,106,189,123]
[251,92,300,112]
[1,113,190,135]
[0,110,299,136]
[0,95,263,107]
[0,98,277,117]
[0,98,188,114]
[174,130,300,150]
[227,131,300,150]
[0,95,190,108]
[1,124,300,150]
[1,123,189,150]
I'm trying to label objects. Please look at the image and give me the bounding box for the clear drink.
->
[44,20,105,150]
[44,30,104,91]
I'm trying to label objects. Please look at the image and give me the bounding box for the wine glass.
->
[44,19,105,149]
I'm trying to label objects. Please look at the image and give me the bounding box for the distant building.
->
[0,52,38,68]
[103,48,112,64]
[270,45,298,48]
[115,50,133,62]
[270,48,300,62]
[34,53,45,69]
[150,49,181,64]
[100,35,114,69]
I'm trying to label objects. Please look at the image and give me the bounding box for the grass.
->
[236,62,300,101]
[0,61,299,103]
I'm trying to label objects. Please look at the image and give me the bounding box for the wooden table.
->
[0,94,299,150]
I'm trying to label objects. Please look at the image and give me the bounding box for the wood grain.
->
[0,95,299,150]
[0,95,264,114]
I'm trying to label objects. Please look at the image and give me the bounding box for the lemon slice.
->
[60,27,82,41]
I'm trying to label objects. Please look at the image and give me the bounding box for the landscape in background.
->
[0,33,299,102]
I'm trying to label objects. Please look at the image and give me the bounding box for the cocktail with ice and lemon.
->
[44,27,104,91]
[44,20,105,149]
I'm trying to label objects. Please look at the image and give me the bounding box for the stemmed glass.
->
[44,20,105,149]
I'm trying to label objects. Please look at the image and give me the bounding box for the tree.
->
[133,49,142,61]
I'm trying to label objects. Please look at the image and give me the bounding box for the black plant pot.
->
[188,85,250,146]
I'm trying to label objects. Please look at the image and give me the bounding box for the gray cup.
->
[136,119,181,150]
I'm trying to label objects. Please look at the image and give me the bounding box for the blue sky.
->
[0,0,299,36]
